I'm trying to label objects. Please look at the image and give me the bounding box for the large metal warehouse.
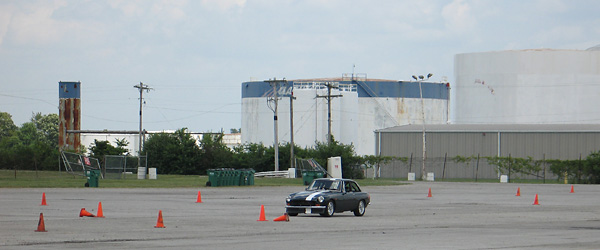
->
[241,76,450,155]
[452,46,600,124]
[374,124,600,180]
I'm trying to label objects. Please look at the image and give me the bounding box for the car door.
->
[344,181,361,210]
[336,180,354,211]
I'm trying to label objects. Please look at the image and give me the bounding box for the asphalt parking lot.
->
[2,181,600,249]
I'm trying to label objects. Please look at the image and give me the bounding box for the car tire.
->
[353,200,366,216]
[320,201,335,217]
[288,213,298,216]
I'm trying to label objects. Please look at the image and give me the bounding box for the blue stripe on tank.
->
[241,80,448,99]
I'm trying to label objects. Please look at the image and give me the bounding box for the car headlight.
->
[317,196,324,203]
[286,196,291,203]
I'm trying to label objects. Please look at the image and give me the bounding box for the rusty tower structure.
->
[58,81,81,152]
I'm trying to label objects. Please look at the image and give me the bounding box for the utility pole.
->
[266,78,286,171]
[134,82,152,179]
[316,83,342,145]
[290,86,296,170]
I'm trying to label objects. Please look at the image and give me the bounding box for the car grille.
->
[289,200,316,206]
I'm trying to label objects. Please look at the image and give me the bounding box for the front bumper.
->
[285,205,326,214]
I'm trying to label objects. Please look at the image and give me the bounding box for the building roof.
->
[291,77,397,82]
[376,124,600,133]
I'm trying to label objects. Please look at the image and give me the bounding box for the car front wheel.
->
[320,201,335,217]
[353,200,366,216]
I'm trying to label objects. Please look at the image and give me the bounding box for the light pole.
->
[412,73,432,180]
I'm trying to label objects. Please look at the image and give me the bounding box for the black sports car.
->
[285,178,370,217]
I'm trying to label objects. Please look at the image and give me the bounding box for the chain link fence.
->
[60,151,101,177]
[370,156,558,182]
[104,155,147,179]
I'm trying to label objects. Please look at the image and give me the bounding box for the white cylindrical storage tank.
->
[453,48,600,124]
[241,78,449,155]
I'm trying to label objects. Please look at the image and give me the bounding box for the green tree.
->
[88,139,129,167]
[299,138,364,179]
[277,142,303,170]
[30,113,59,148]
[582,152,600,183]
[232,143,273,172]
[0,112,18,139]
[198,133,234,173]
[4,120,59,172]
[0,112,59,172]
[486,156,542,180]
[361,154,401,179]
[142,128,201,175]
[0,135,20,169]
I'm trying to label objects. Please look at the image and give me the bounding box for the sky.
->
[1,0,599,133]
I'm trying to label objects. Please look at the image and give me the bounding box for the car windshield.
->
[307,179,341,191]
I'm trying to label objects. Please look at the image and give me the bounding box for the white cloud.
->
[0,2,16,46]
[441,0,476,33]
[4,1,69,46]
[151,0,189,22]
[534,0,568,13]
[201,0,246,11]
[0,1,113,48]
[533,25,585,45]
[107,0,146,17]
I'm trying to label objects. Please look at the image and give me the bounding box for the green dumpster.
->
[247,169,255,186]
[233,170,241,186]
[85,169,100,187]
[302,170,324,185]
[224,170,232,186]
[217,170,225,186]
[238,170,247,186]
[207,169,218,187]
[239,169,255,186]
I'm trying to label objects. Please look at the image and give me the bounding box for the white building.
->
[80,131,241,156]
[241,77,450,155]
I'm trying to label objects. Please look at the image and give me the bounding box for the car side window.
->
[350,182,361,192]
[344,182,351,192]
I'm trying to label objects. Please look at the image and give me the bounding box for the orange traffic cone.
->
[533,194,540,205]
[570,185,575,193]
[41,192,47,206]
[97,202,104,218]
[516,187,521,197]
[196,191,203,203]
[427,188,432,197]
[155,210,165,228]
[273,213,289,222]
[35,213,47,232]
[79,208,96,217]
[257,205,268,221]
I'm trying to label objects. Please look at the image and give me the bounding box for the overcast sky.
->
[1,0,599,133]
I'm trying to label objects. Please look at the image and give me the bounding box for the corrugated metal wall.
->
[379,132,497,158]
[500,132,600,159]
[376,131,600,179]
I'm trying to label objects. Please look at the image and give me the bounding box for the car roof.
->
[313,178,355,182]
